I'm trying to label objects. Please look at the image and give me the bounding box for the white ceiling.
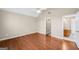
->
[0,8,79,17]
[0,8,41,17]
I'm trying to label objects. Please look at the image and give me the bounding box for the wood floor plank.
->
[0,33,78,50]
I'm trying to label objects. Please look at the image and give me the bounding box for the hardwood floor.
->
[0,33,78,50]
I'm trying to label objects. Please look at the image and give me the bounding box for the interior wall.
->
[37,10,63,37]
[0,8,79,40]
[63,15,79,47]
[0,10,37,39]
[51,9,79,38]
[36,12,46,34]
[37,8,79,38]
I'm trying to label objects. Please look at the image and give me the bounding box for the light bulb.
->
[37,10,41,13]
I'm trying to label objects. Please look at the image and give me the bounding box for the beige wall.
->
[0,10,37,39]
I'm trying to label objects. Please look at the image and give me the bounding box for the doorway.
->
[46,18,51,35]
